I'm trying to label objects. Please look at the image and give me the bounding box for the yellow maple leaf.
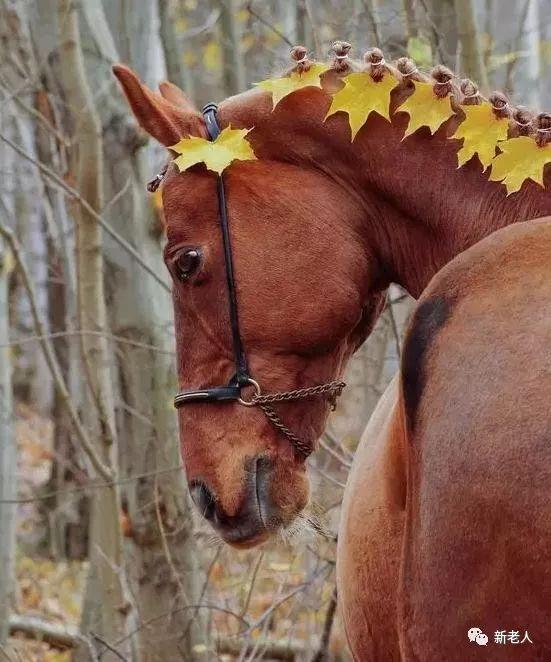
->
[325,71,397,140]
[451,103,509,169]
[171,126,257,175]
[256,63,328,109]
[489,136,551,194]
[397,80,455,137]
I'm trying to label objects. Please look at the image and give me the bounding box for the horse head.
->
[113,62,385,546]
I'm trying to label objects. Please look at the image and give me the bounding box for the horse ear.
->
[112,64,207,147]
[158,80,194,112]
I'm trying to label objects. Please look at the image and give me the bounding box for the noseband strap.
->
[173,103,346,458]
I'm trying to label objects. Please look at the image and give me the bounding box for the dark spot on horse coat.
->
[401,295,454,431]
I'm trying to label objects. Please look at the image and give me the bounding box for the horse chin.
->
[223,529,271,550]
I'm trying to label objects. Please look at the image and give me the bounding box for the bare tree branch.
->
[246,3,294,47]
[0,132,170,293]
[8,614,305,661]
[311,587,338,662]
[0,222,112,481]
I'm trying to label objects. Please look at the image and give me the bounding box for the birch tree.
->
[0,239,15,645]
[425,0,457,65]
[57,0,133,655]
[0,0,38,640]
[455,0,489,87]
[518,0,541,107]
[220,0,246,94]
[83,1,208,657]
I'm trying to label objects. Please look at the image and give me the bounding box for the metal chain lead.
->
[258,403,313,459]
[250,380,346,407]
[247,380,346,459]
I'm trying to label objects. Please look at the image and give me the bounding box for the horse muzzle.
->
[189,455,282,548]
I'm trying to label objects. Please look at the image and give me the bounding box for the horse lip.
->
[218,456,275,547]
[220,519,269,547]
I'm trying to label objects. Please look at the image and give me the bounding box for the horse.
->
[113,46,551,655]
[338,218,551,660]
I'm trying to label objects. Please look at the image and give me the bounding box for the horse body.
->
[339,218,551,660]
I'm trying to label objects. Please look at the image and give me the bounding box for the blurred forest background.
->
[0,0,550,660]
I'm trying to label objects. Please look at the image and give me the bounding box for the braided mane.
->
[304,41,551,147]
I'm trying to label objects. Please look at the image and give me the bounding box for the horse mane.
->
[147,41,550,202]
[292,41,551,145]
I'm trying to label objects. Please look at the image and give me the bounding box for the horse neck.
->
[226,87,551,298]
[325,112,551,298]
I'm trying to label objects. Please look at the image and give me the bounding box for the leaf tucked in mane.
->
[171,127,257,175]
[451,103,509,169]
[325,71,397,140]
[489,137,551,194]
[256,64,328,109]
[397,80,455,137]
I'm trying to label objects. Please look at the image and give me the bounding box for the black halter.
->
[173,103,252,407]
[172,104,346,458]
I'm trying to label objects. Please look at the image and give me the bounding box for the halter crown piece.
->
[172,104,345,459]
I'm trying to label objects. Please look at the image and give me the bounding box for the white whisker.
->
[277,503,333,546]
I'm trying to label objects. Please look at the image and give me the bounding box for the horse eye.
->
[174,249,201,281]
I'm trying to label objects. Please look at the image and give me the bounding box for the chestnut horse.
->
[114,53,551,657]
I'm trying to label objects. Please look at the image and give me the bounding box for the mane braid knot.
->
[396,57,419,79]
[512,107,533,133]
[289,45,311,72]
[536,113,551,147]
[430,65,454,98]
[363,48,387,82]
[460,79,480,105]
[330,41,352,73]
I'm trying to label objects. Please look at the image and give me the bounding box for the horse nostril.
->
[189,482,216,522]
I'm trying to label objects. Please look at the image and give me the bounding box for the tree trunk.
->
[403,0,418,38]
[34,74,88,560]
[454,0,489,87]
[0,0,33,640]
[426,0,457,66]
[158,0,195,100]
[57,1,133,657]
[0,239,16,645]
[295,0,314,54]
[518,0,540,107]
[220,0,246,95]
[83,1,208,658]
[363,0,382,48]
